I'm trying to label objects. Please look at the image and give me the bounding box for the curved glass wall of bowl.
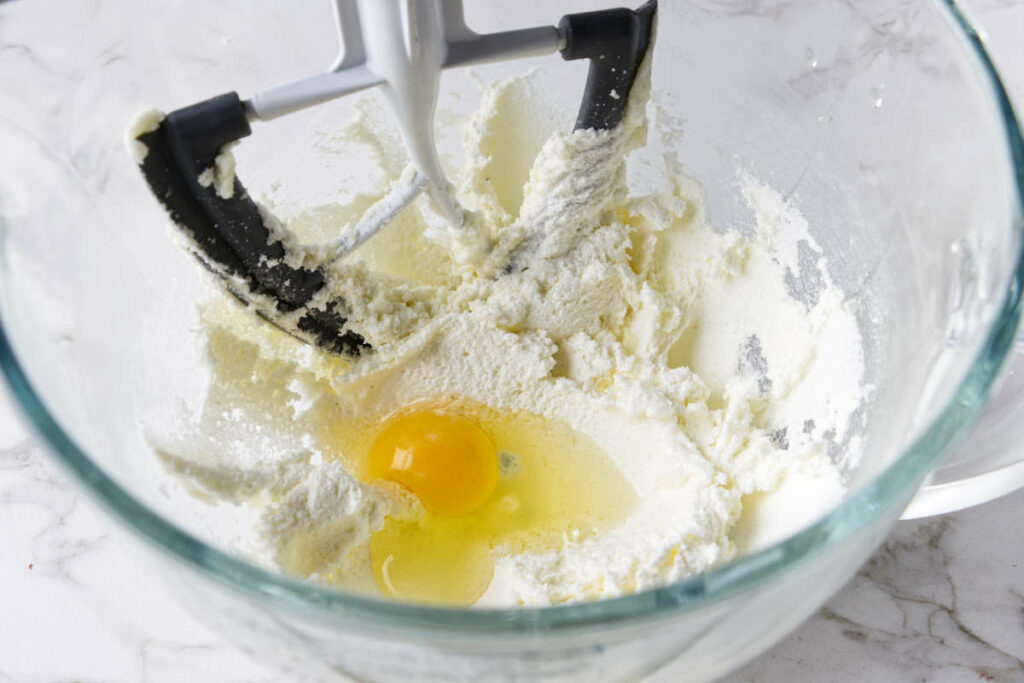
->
[902,334,1024,518]
[895,1,1024,519]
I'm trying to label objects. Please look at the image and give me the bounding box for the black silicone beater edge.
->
[133,1,657,359]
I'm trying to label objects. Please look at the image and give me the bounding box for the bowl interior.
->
[0,0,1021,628]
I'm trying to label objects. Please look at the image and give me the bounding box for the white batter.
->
[148,67,866,607]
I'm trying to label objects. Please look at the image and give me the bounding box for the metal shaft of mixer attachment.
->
[243,0,565,233]
[356,0,461,225]
[244,0,563,122]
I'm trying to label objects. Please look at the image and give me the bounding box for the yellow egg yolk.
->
[349,403,636,607]
[367,410,498,517]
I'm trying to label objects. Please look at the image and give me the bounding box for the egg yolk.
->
[340,402,635,606]
[367,410,498,517]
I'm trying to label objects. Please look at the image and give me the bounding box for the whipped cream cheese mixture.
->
[147,63,866,606]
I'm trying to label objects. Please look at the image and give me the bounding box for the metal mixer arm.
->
[245,0,564,123]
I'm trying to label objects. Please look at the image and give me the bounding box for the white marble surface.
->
[2,1,1024,681]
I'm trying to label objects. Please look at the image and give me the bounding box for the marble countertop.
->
[2,1,1024,681]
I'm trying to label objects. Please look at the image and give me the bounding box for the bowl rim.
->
[1,0,1022,636]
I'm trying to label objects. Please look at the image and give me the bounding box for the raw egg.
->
[355,403,635,606]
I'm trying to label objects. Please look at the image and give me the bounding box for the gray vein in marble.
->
[726,489,1024,682]
[825,520,1023,679]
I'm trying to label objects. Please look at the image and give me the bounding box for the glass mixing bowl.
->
[1,0,1023,680]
